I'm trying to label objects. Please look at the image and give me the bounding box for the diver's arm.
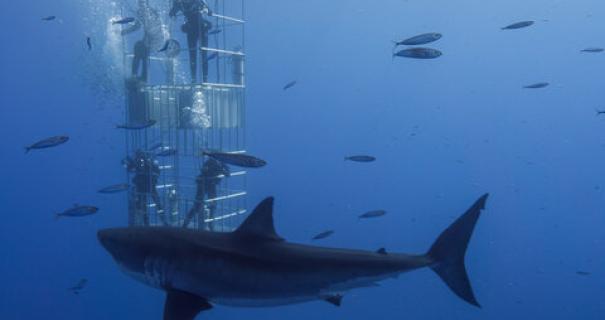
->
[169,0,180,17]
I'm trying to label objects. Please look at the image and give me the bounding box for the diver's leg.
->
[207,186,217,231]
[187,29,199,83]
[151,189,166,225]
[136,192,149,226]
[141,44,150,82]
[183,200,201,228]
[201,34,209,82]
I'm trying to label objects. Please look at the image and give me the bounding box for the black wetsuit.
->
[183,158,230,229]
[128,152,164,225]
[170,0,212,83]
[132,38,150,81]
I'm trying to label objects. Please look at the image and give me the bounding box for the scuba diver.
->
[123,0,171,82]
[169,0,213,83]
[183,157,230,230]
[125,150,165,225]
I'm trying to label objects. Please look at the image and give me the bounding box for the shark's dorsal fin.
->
[323,294,343,307]
[235,197,283,241]
[376,248,388,255]
[163,290,212,320]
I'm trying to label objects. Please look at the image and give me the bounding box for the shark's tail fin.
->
[427,193,488,308]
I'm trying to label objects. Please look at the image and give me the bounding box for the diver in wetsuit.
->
[126,150,165,225]
[169,0,213,83]
[183,158,230,230]
[132,37,150,81]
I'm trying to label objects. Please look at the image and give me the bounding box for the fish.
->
[523,82,549,89]
[98,194,489,319]
[345,155,376,162]
[25,136,69,153]
[56,205,99,219]
[394,33,442,46]
[580,47,604,53]
[204,151,267,168]
[68,278,88,294]
[501,21,535,30]
[116,119,157,130]
[283,81,297,91]
[156,147,177,157]
[86,37,92,51]
[112,17,136,25]
[312,230,335,240]
[359,210,387,219]
[207,52,218,61]
[148,142,164,151]
[41,16,56,21]
[596,109,605,117]
[208,29,222,36]
[158,40,170,52]
[576,271,591,276]
[393,47,442,59]
[98,184,130,194]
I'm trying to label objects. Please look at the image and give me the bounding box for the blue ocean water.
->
[1,0,604,319]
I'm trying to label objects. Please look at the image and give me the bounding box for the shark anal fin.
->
[323,294,343,307]
[376,247,388,255]
[164,290,213,320]
[235,197,284,241]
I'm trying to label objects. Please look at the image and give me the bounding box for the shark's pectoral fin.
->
[163,290,213,320]
[322,294,344,307]
[376,247,388,255]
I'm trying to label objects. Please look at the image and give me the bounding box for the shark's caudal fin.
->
[427,193,489,308]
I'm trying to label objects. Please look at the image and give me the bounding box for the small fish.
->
[158,40,170,52]
[68,278,88,294]
[41,16,56,21]
[25,136,69,153]
[359,210,387,219]
[393,47,442,59]
[596,109,605,117]
[345,155,376,162]
[208,29,222,36]
[523,82,549,89]
[501,21,535,30]
[312,230,335,240]
[148,142,164,151]
[283,81,297,91]
[112,17,136,25]
[576,271,591,276]
[56,205,99,219]
[98,183,130,194]
[581,47,604,53]
[116,119,157,130]
[395,33,442,46]
[156,147,177,157]
[204,151,267,168]
[207,52,218,61]
[86,37,92,51]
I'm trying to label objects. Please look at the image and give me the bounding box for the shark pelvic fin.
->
[163,290,212,320]
[323,294,343,307]
[235,197,284,241]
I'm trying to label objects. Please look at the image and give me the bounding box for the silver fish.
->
[112,17,136,25]
[523,82,549,89]
[56,205,99,219]
[312,230,335,240]
[345,155,376,162]
[204,151,267,168]
[359,210,387,219]
[25,136,69,153]
[98,184,130,194]
[501,21,534,30]
[116,119,157,130]
[395,33,442,46]
[394,47,442,59]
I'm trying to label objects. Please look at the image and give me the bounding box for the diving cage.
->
[119,0,247,232]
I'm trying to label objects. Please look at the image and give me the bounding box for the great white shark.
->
[98,194,489,320]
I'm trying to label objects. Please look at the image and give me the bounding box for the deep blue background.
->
[1,0,604,319]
